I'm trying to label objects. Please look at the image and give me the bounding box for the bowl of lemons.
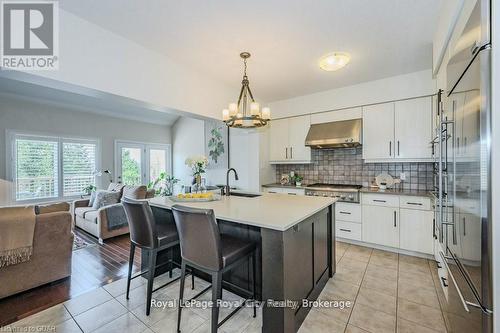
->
[170,192,220,202]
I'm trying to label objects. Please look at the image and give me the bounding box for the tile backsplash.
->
[274,148,434,191]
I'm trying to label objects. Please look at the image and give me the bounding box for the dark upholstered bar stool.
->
[172,205,257,333]
[122,197,194,316]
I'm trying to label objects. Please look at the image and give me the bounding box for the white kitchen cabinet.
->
[269,115,311,163]
[269,118,289,161]
[363,97,433,161]
[400,208,434,254]
[288,115,311,162]
[362,205,399,248]
[394,97,432,159]
[310,107,362,124]
[362,103,394,160]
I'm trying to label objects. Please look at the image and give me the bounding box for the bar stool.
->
[172,205,257,333]
[122,197,194,316]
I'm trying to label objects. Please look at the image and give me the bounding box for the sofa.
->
[72,183,154,243]
[0,203,73,299]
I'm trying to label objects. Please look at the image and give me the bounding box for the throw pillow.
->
[92,190,121,210]
[88,191,97,207]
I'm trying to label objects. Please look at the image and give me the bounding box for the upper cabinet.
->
[394,97,432,159]
[363,96,433,162]
[269,115,311,163]
[362,103,394,160]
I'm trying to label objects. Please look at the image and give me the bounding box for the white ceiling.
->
[61,0,441,102]
[0,76,180,126]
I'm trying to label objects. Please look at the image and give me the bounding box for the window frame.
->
[6,130,101,204]
[114,140,172,186]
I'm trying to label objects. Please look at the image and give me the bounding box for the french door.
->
[115,141,171,186]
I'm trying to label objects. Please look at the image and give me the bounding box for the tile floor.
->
[2,242,447,333]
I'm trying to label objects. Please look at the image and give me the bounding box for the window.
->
[9,132,99,202]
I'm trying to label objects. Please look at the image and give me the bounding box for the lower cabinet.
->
[362,205,399,248]
[400,208,433,254]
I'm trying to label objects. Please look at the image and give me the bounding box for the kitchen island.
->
[148,193,336,333]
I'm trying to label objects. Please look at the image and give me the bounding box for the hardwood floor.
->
[0,228,141,327]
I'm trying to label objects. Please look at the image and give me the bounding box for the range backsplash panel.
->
[274,148,434,191]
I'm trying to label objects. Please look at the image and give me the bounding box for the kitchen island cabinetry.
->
[148,193,335,333]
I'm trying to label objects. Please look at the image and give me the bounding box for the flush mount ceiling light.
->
[318,52,351,71]
[222,52,270,128]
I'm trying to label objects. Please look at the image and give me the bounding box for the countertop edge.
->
[149,197,336,232]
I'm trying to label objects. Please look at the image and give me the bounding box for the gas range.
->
[305,183,362,203]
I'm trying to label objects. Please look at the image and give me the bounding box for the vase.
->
[193,175,202,193]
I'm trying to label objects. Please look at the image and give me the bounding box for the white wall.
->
[172,117,273,192]
[268,70,436,119]
[0,95,172,205]
[1,9,233,120]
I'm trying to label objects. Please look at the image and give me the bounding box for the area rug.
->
[73,235,93,251]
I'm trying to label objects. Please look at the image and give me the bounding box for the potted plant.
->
[82,184,96,195]
[294,175,304,187]
[185,155,209,192]
[148,172,179,196]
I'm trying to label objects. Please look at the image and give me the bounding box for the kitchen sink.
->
[230,192,261,198]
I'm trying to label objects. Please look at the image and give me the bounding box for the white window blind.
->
[63,141,97,197]
[15,138,59,201]
[11,133,98,202]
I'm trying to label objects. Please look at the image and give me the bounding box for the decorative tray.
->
[169,194,221,202]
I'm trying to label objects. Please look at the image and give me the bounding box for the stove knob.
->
[322,193,327,197]
[348,194,354,200]
[313,193,319,196]
[340,195,346,200]
[329,193,335,197]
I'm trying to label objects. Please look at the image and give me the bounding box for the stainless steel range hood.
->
[305,118,362,148]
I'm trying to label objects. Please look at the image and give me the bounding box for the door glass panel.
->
[121,147,142,185]
[149,149,166,182]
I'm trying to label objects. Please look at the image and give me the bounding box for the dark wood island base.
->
[144,199,335,333]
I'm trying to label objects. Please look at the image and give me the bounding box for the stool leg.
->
[211,272,222,333]
[126,243,135,300]
[177,261,187,333]
[191,270,195,290]
[146,249,157,316]
[168,248,173,278]
[252,251,256,318]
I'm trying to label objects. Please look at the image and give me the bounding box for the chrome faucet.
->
[225,168,239,196]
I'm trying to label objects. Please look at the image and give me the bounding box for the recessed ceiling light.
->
[318,52,351,71]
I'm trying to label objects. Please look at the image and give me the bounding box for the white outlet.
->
[400,172,406,181]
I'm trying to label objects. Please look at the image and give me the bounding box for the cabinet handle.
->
[463,216,466,236]
[441,276,448,287]
[339,228,351,232]
[268,191,277,194]
[373,199,386,203]
[393,211,397,227]
[287,193,297,195]
[464,137,467,154]
[339,211,351,215]
[389,141,392,156]
[397,141,400,156]
[406,202,423,206]
[285,147,288,159]
[290,147,293,159]
[436,261,442,269]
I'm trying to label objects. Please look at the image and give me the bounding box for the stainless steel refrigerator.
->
[432,0,493,331]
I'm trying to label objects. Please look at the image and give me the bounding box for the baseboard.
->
[336,237,434,260]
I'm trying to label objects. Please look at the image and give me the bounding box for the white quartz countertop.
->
[148,193,336,232]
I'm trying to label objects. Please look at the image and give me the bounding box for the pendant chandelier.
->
[222,52,271,128]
